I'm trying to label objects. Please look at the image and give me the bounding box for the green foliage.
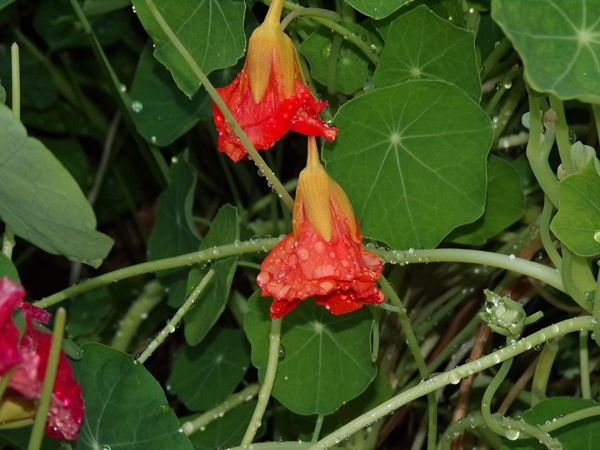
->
[375,5,481,100]
[325,80,492,249]
[0,253,19,281]
[73,343,194,450]
[244,292,376,415]
[131,0,247,96]
[493,0,600,102]
[551,163,600,257]
[168,328,250,411]
[0,103,112,267]
[345,0,412,19]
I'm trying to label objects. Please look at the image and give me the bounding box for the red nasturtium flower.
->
[257,138,384,319]
[0,278,83,441]
[212,0,337,162]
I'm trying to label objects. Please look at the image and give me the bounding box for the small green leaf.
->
[131,0,246,97]
[244,292,376,415]
[345,0,413,19]
[0,104,113,267]
[185,400,257,450]
[450,156,524,245]
[183,205,239,345]
[0,253,19,282]
[502,397,600,450]
[492,0,600,102]
[74,343,194,450]
[131,46,212,147]
[168,328,249,411]
[324,80,492,250]
[375,6,481,100]
[147,158,200,306]
[551,163,600,257]
[299,25,370,95]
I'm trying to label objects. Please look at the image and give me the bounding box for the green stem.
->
[539,197,561,269]
[485,64,521,115]
[379,277,437,450]
[2,43,19,260]
[542,405,600,433]
[309,316,595,449]
[526,96,559,207]
[531,340,559,406]
[280,7,341,31]
[181,384,259,436]
[242,318,282,445]
[548,95,575,175]
[144,0,294,210]
[492,77,525,140]
[376,247,563,293]
[27,308,67,450]
[111,280,164,352]
[481,357,513,436]
[35,238,282,309]
[481,39,512,80]
[137,270,214,364]
[311,415,324,442]
[591,104,600,144]
[579,331,591,399]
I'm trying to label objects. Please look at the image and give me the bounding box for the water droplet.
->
[594,231,600,243]
[131,100,143,113]
[505,428,520,440]
[151,136,157,144]
[278,345,285,359]
[508,254,516,261]
[119,83,127,93]
[102,446,112,450]
[503,81,513,89]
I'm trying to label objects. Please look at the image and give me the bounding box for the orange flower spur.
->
[212,0,337,162]
[257,137,383,319]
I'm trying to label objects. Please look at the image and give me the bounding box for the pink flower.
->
[0,278,83,441]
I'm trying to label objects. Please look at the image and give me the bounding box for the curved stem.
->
[309,316,594,449]
[144,0,294,210]
[531,340,559,406]
[35,237,282,309]
[181,384,259,436]
[548,95,575,175]
[540,196,561,269]
[242,318,282,444]
[27,308,67,450]
[280,7,341,31]
[137,270,214,364]
[376,247,563,293]
[481,358,512,436]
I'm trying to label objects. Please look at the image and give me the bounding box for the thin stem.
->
[526,96,559,207]
[539,197,561,269]
[311,415,324,442]
[242,318,282,445]
[280,7,341,31]
[137,270,215,364]
[27,308,67,450]
[111,280,164,352]
[144,0,294,210]
[481,358,512,436]
[548,95,575,175]
[481,39,512,80]
[181,384,259,436]
[309,316,594,449]
[542,405,600,433]
[35,238,282,309]
[2,43,20,260]
[531,340,559,406]
[591,104,600,144]
[376,247,563,293]
[379,277,437,450]
[579,331,591,399]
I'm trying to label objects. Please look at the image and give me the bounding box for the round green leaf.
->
[168,328,250,411]
[244,292,376,416]
[502,397,600,450]
[374,6,481,100]
[551,163,600,257]
[492,0,600,102]
[450,156,525,245]
[131,0,246,97]
[345,0,413,19]
[324,80,493,250]
[73,343,193,450]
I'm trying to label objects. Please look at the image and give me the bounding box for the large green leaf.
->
[551,163,600,257]
[324,80,493,250]
[450,156,524,245]
[168,328,249,411]
[345,0,412,19]
[244,292,376,415]
[502,397,600,450]
[148,158,200,305]
[131,0,246,97]
[131,46,211,147]
[183,205,239,345]
[374,5,481,100]
[0,104,113,267]
[492,0,600,102]
[74,343,193,450]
